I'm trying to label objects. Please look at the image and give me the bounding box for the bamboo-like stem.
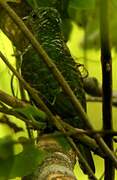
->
[0,89,26,108]
[99,0,114,179]
[15,49,32,138]
[0,89,104,157]
[0,51,97,179]
[0,106,43,129]
[62,129,117,137]
[0,1,93,130]
[0,1,117,169]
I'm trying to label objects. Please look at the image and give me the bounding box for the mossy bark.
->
[22,136,76,180]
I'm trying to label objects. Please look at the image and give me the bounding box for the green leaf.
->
[69,0,96,9]
[0,157,14,180]
[10,143,48,177]
[14,105,47,129]
[0,136,14,179]
[15,105,46,120]
[0,136,14,160]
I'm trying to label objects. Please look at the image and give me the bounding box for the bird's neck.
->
[33,26,63,49]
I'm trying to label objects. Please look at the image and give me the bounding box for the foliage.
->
[25,0,96,41]
[14,105,47,130]
[0,0,116,179]
[69,0,95,9]
[0,136,14,179]
[0,135,48,179]
[10,141,48,178]
[25,0,117,50]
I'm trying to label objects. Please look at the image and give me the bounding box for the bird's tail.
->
[77,143,95,176]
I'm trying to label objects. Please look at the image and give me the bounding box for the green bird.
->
[21,7,95,175]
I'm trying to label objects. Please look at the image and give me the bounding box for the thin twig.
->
[84,77,117,99]
[0,89,26,108]
[0,89,104,158]
[86,96,117,107]
[14,48,32,138]
[0,52,96,178]
[63,129,117,137]
[0,0,93,131]
[0,1,117,169]
[0,106,44,129]
[0,115,23,132]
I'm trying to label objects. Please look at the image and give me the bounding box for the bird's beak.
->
[22,16,29,21]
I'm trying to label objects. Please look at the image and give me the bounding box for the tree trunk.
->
[22,136,76,180]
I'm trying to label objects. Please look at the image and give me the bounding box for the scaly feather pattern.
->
[21,7,95,174]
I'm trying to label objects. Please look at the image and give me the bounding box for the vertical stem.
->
[82,11,88,67]
[83,25,88,67]
[99,0,114,180]
[14,48,33,139]
[1,1,117,168]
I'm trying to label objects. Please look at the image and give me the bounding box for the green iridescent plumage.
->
[21,7,95,174]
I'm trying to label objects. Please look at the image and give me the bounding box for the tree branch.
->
[87,96,117,107]
[84,77,117,102]
[0,89,26,108]
[22,136,77,180]
[0,2,117,170]
[0,51,97,179]
[0,88,104,157]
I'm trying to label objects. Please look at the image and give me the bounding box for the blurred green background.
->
[0,21,117,179]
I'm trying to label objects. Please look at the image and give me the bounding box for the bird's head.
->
[27,7,62,34]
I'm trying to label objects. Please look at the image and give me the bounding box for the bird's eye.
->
[32,13,37,19]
